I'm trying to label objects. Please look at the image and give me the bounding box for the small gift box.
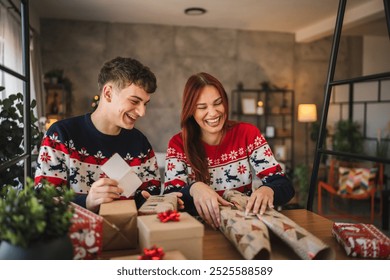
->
[332,222,390,259]
[110,250,187,260]
[68,202,103,260]
[138,194,177,216]
[99,200,138,251]
[137,212,204,259]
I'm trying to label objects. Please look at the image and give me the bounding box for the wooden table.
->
[102,209,352,260]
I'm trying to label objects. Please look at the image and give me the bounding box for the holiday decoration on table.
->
[138,245,165,260]
[69,202,103,260]
[222,190,335,260]
[332,222,390,259]
[137,212,204,259]
[157,210,180,223]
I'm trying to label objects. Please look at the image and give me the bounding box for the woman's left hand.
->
[245,186,274,215]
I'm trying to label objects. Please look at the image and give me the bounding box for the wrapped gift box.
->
[99,200,138,251]
[69,202,103,260]
[137,212,204,259]
[332,222,390,259]
[110,250,186,260]
[138,194,177,216]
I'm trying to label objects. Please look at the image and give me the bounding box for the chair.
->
[317,158,384,223]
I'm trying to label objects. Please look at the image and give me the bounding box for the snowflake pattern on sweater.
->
[164,122,284,196]
[34,114,161,199]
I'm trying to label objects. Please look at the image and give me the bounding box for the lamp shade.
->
[298,104,317,122]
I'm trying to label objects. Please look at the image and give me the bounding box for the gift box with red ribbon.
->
[137,212,204,259]
[332,222,390,259]
[68,202,103,260]
[138,194,177,216]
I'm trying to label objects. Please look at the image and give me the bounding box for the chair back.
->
[327,158,384,195]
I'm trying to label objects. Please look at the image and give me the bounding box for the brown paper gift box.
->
[137,212,204,260]
[99,200,138,251]
[110,250,187,260]
[138,194,177,216]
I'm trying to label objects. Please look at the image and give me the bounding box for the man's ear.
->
[102,84,113,102]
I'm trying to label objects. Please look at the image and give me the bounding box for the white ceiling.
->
[30,0,388,42]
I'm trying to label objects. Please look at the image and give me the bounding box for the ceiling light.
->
[184,7,207,16]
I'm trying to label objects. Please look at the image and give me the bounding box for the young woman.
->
[164,72,294,228]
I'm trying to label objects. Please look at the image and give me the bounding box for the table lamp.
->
[298,104,317,166]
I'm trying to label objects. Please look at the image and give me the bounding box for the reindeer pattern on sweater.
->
[164,122,284,195]
[34,114,161,199]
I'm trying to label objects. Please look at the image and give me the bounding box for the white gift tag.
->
[101,153,142,198]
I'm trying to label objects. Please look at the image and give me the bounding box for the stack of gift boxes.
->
[67,194,204,260]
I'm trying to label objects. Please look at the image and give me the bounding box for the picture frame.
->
[46,88,66,116]
[241,97,257,115]
[274,145,287,161]
[265,125,275,138]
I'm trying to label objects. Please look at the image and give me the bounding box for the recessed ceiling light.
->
[184,7,207,16]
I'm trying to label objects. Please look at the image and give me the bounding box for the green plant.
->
[332,120,364,160]
[0,178,74,248]
[0,90,43,188]
[293,164,309,207]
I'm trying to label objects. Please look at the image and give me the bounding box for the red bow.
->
[138,245,165,260]
[157,210,180,223]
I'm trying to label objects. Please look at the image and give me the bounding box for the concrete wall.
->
[40,19,360,167]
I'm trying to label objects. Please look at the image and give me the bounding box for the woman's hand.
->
[190,182,231,229]
[86,178,123,212]
[245,186,274,215]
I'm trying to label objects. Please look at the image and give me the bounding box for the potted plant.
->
[0,89,43,188]
[0,178,74,259]
[332,120,364,161]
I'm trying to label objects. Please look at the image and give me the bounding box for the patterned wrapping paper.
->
[332,222,390,259]
[138,194,177,216]
[220,190,270,259]
[69,202,103,260]
[222,190,335,260]
[257,209,335,260]
[219,205,271,259]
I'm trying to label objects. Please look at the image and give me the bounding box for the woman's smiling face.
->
[193,85,227,144]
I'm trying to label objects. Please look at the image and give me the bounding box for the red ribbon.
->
[138,245,165,260]
[157,210,180,223]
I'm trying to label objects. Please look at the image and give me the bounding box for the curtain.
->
[0,0,23,99]
[0,0,43,119]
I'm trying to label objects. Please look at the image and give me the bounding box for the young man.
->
[35,57,161,212]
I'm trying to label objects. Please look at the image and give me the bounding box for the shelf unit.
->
[231,84,295,174]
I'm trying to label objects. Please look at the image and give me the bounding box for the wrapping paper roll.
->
[219,190,270,259]
[257,209,335,259]
[219,205,271,259]
[223,190,335,260]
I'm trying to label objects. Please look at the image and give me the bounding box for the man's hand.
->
[86,178,123,212]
